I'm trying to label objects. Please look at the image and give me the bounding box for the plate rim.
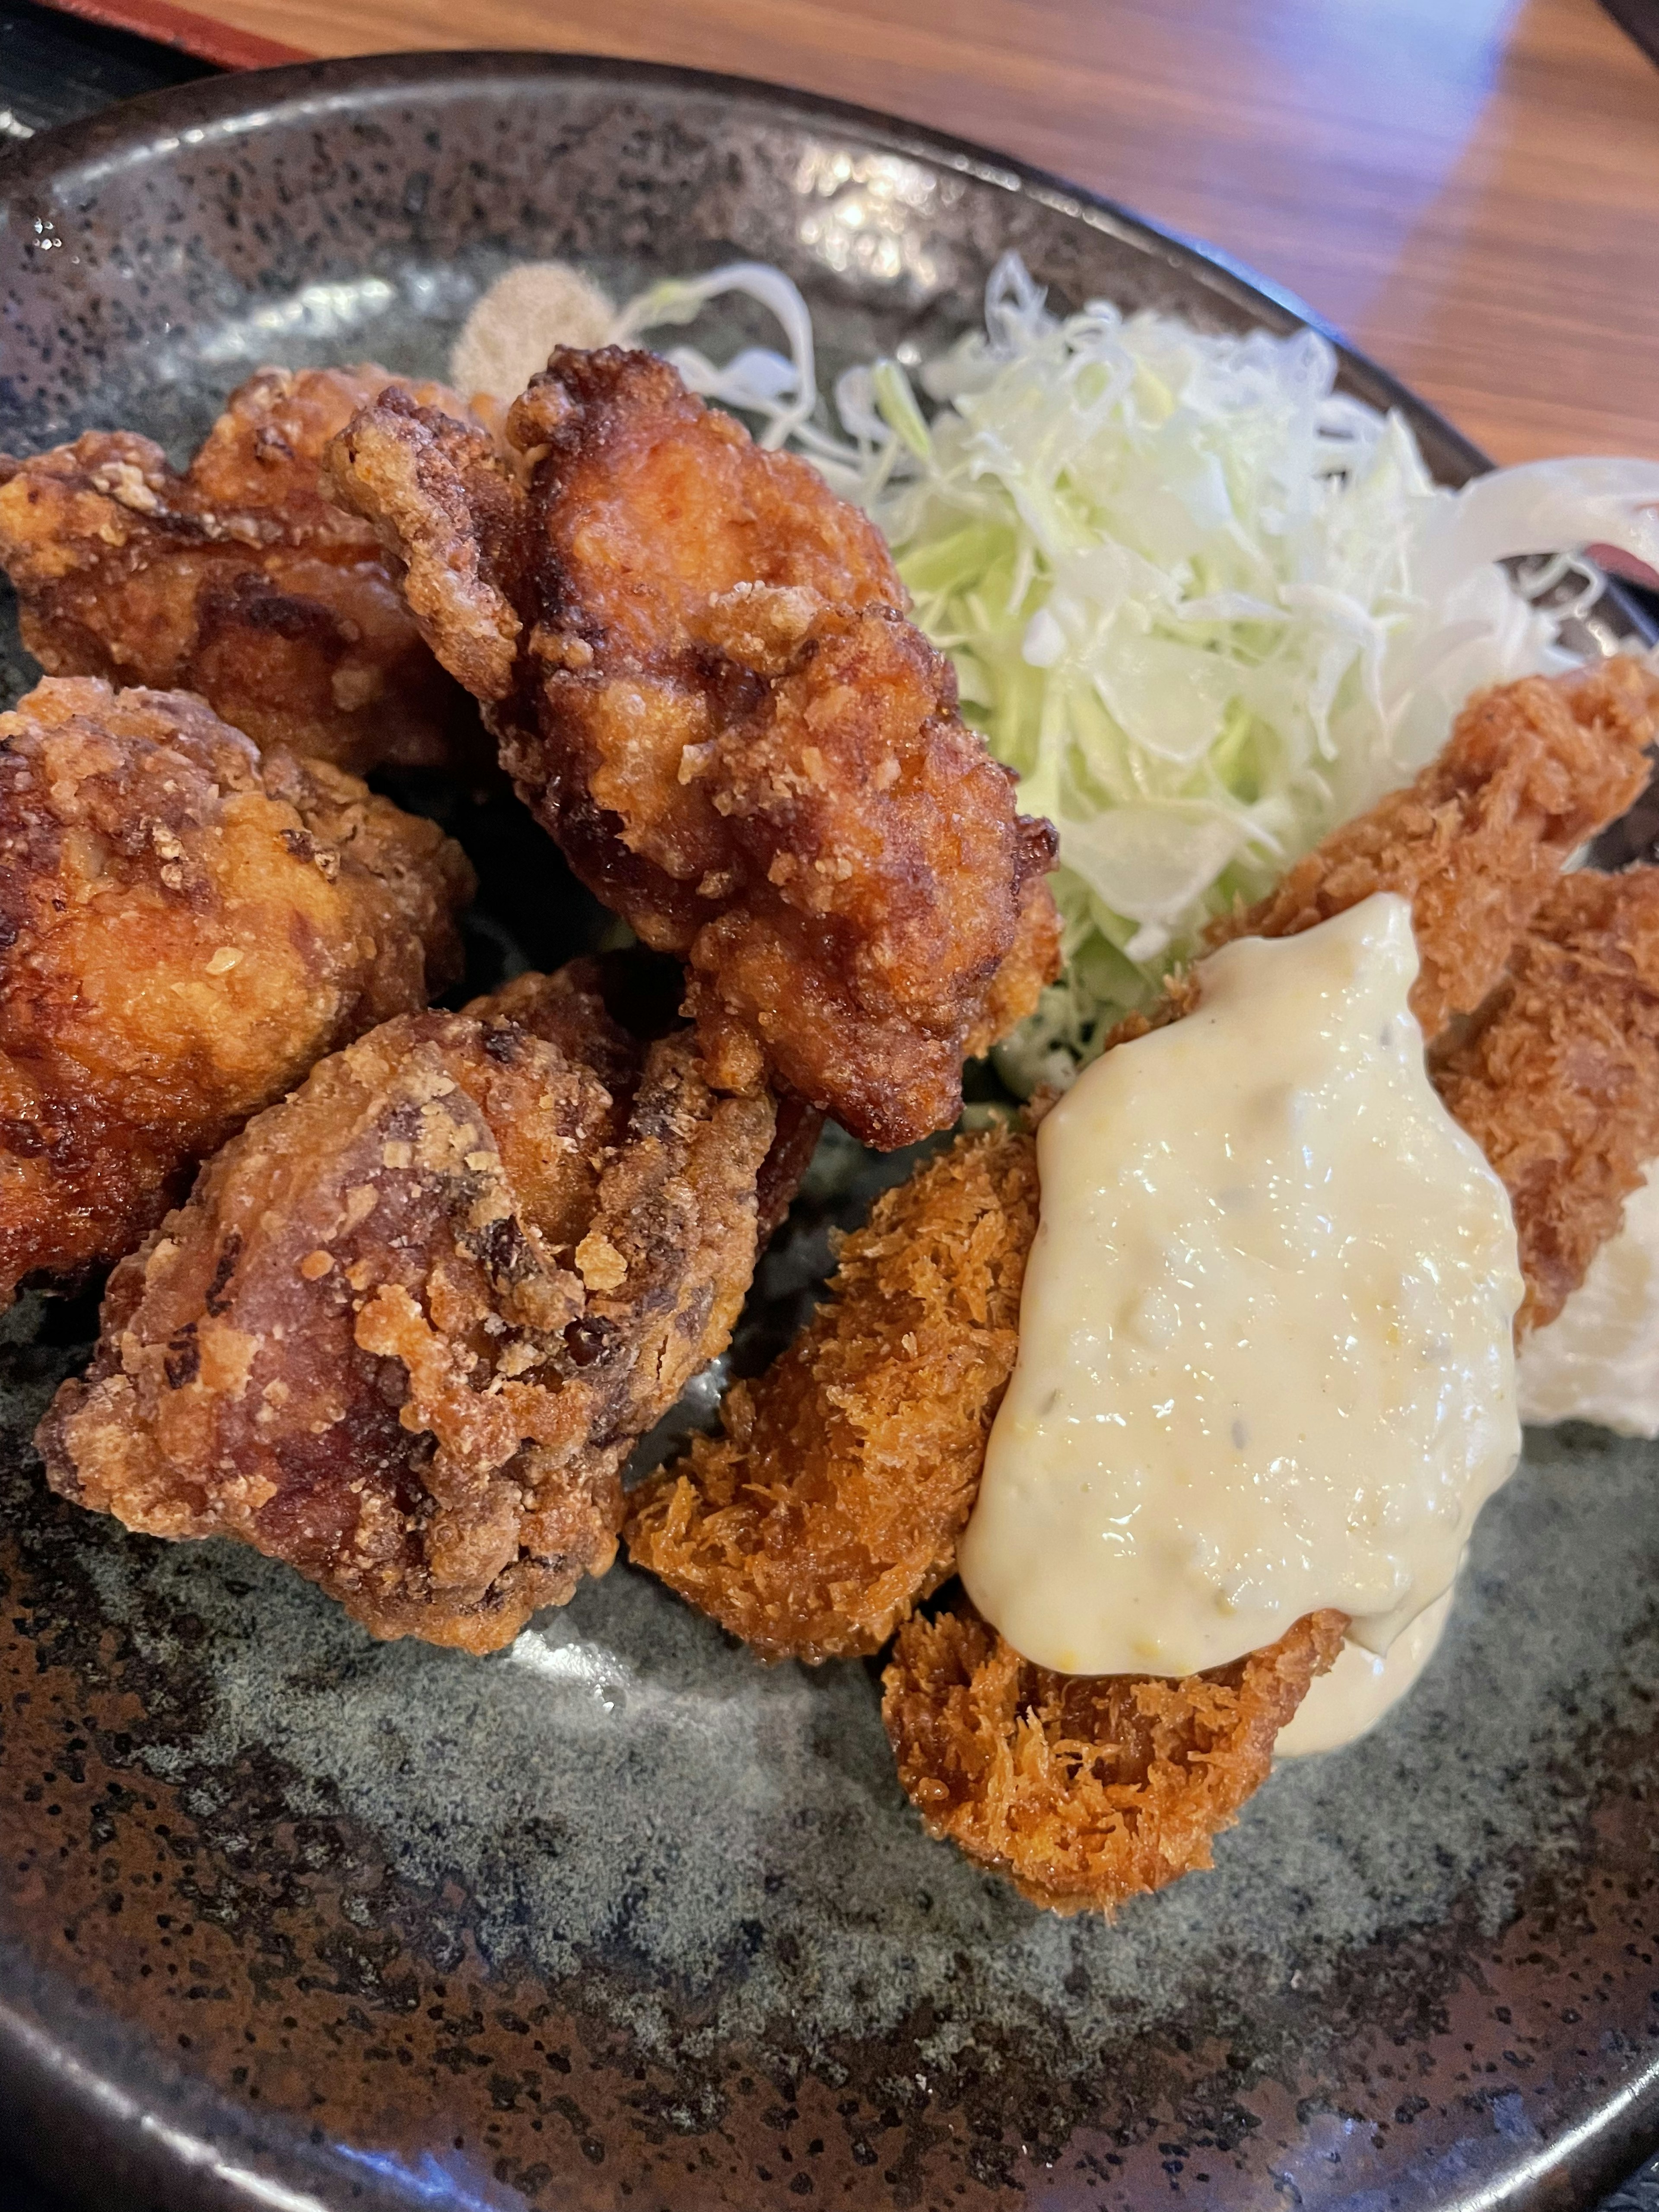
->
[16,49,1646,632]
[2,44,1656,2212]
[3,43,1491,464]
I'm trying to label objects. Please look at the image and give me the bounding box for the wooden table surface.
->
[73,0,1659,468]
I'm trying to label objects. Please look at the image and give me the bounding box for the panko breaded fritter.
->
[1209,656,1659,1035]
[0,366,490,774]
[626,1120,1039,1661]
[37,962,781,1653]
[882,1603,1348,1913]
[0,677,472,1305]
[635,845,1659,1683]
[1433,866,1659,1333]
[324,349,1061,1148]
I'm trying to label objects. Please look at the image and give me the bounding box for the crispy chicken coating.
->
[0,677,472,1304]
[324,349,1061,1147]
[0,366,489,774]
[1209,656,1659,1036]
[882,1603,1348,1913]
[37,963,780,1653]
[626,1121,1038,1660]
[1433,866,1659,1333]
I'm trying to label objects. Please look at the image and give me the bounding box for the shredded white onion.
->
[607,263,822,450]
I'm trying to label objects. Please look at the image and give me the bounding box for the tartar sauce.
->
[1517,1159,1659,1438]
[958,893,1524,1679]
[1274,1587,1454,1757]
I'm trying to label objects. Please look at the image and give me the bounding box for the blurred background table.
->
[32,0,1659,466]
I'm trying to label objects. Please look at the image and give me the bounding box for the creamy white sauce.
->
[958,894,1524,1679]
[1517,1159,1659,1438]
[1274,1586,1454,1757]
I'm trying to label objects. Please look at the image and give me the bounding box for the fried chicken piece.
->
[626,1121,1039,1660]
[0,677,472,1305]
[1209,656,1659,1036]
[1433,866,1659,1334]
[37,963,780,1653]
[0,366,491,774]
[324,349,1061,1147]
[882,1603,1348,1913]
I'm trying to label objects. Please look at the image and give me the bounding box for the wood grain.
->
[64,0,1659,465]
[41,0,304,67]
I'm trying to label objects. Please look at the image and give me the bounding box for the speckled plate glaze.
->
[3,51,1659,2212]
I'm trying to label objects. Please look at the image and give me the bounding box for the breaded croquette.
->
[37,963,780,1653]
[0,677,472,1304]
[1433,866,1659,1332]
[0,367,490,774]
[882,1602,1348,1913]
[627,657,1659,1916]
[324,349,1061,1147]
[626,1122,1039,1660]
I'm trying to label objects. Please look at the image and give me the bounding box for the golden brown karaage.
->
[324,349,1062,1147]
[37,960,781,1653]
[0,676,473,1305]
[0,366,490,774]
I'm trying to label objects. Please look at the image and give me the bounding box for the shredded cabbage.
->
[613,254,1659,1087]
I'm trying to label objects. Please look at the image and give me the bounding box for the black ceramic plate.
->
[3,51,1659,2212]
